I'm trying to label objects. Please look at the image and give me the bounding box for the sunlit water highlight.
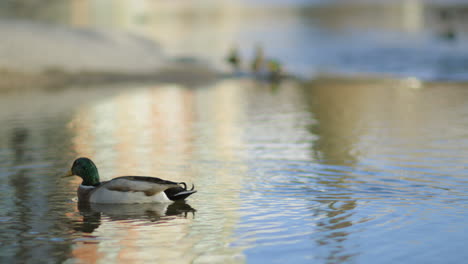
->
[0,79,467,263]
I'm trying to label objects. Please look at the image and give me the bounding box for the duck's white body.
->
[81,185,172,204]
[77,177,178,204]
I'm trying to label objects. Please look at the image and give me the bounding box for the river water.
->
[0,79,467,263]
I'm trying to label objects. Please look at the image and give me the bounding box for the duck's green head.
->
[63,157,100,186]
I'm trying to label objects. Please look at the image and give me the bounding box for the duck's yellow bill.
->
[62,169,74,178]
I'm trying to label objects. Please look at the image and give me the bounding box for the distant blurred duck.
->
[266,59,283,82]
[226,46,241,71]
[251,45,265,74]
[63,157,196,204]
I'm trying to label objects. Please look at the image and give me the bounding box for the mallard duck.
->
[226,46,241,71]
[63,157,196,204]
[251,44,265,74]
[266,59,283,82]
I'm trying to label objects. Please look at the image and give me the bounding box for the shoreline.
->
[0,64,220,91]
[2,67,467,93]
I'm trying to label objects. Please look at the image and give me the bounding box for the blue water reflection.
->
[229,80,468,263]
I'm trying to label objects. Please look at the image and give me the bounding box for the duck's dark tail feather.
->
[164,183,197,201]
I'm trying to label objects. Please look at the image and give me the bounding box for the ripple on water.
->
[1,78,468,263]
[233,145,468,262]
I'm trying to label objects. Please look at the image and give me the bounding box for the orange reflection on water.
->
[72,240,102,264]
[66,81,248,262]
[68,85,197,180]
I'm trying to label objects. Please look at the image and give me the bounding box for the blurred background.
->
[1,0,468,84]
[1,1,468,264]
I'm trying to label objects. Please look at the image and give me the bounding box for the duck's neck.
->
[81,166,100,186]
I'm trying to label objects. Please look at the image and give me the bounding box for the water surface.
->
[0,79,467,263]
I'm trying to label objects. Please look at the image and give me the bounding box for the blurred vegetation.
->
[0,0,65,20]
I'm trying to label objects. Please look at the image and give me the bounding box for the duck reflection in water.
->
[74,201,196,233]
